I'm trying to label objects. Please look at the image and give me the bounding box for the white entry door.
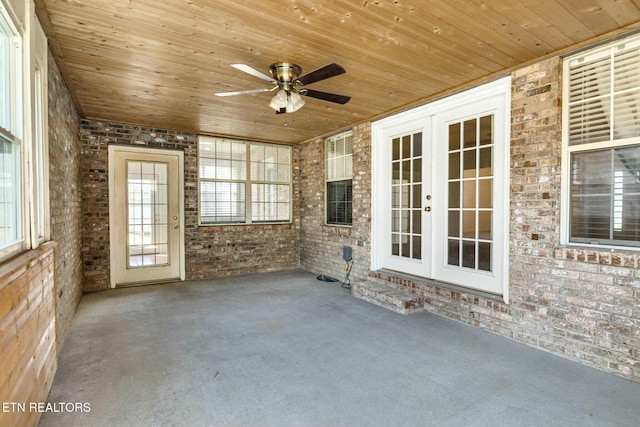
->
[109,146,185,287]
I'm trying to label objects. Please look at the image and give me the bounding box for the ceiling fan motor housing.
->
[270,62,302,91]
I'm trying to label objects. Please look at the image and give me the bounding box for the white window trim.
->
[560,34,640,250]
[28,10,49,247]
[198,136,293,225]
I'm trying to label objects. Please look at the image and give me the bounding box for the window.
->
[0,6,22,260]
[325,130,353,226]
[198,136,291,224]
[563,34,640,248]
[0,3,50,262]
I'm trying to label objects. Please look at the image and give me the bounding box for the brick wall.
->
[299,122,371,283]
[510,57,638,381]
[79,121,300,291]
[368,57,639,382]
[48,51,83,348]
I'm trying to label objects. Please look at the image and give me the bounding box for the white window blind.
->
[564,34,640,247]
[326,130,353,181]
[568,37,640,145]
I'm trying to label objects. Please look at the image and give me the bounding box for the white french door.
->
[375,118,433,277]
[109,146,185,287]
[372,77,510,298]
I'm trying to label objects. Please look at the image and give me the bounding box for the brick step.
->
[351,279,424,315]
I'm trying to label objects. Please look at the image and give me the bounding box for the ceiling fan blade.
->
[215,88,272,97]
[300,88,351,105]
[231,64,276,83]
[296,63,346,86]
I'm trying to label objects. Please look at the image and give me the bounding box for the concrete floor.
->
[40,269,640,427]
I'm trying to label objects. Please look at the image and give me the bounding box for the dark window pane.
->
[464,149,477,172]
[478,242,492,272]
[448,210,460,238]
[449,182,460,208]
[449,152,460,180]
[413,158,422,182]
[412,209,421,234]
[449,123,461,151]
[412,236,422,260]
[327,180,353,225]
[402,135,411,159]
[412,184,421,208]
[479,115,493,146]
[463,241,476,268]
[448,239,460,266]
[392,138,401,161]
[413,132,423,157]
[464,119,477,148]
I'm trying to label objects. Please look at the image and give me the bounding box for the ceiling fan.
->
[215,62,351,114]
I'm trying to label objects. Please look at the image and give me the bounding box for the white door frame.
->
[108,145,185,287]
[372,76,511,300]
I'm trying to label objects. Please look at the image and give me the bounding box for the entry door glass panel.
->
[391,132,423,260]
[447,115,494,272]
[127,161,169,267]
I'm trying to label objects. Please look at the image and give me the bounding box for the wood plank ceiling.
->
[37,0,640,144]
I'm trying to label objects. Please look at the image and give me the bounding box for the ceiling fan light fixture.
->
[268,89,288,111]
[269,89,305,113]
[287,90,305,113]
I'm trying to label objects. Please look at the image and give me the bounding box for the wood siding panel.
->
[0,243,57,427]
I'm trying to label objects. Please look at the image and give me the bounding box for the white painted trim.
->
[560,55,571,246]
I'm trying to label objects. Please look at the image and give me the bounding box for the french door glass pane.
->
[391,132,423,260]
[447,115,494,272]
[127,161,169,267]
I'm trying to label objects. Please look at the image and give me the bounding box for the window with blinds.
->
[198,136,291,224]
[564,34,640,247]
[325,130,353,226]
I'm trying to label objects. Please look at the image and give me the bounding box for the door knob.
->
[424,206,431,212]
[172,224,179,229]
